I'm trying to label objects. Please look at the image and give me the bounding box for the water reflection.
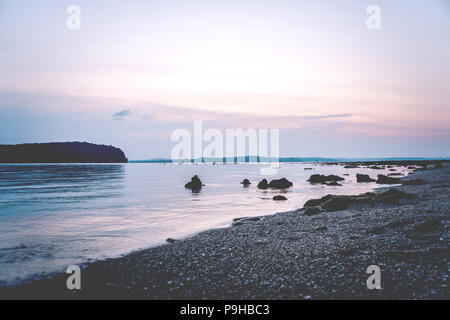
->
[0,164,125,214]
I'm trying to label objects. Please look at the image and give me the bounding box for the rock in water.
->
[326,181,342,186]
[257,179,269,190]
[185,175,203,191]
[273,195,287,201]
[356,174,376,183]
[376,175,401,184]
[241,179,251,187]
[307,174,345,184]
[268,178,293,189]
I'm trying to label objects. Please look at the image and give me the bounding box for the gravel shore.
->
[1,163,449,300]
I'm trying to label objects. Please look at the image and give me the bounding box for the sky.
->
[0,0,449,160]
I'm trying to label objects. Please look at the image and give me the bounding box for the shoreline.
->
[0,162,449,299]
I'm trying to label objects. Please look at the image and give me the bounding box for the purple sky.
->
[0,0,449,159]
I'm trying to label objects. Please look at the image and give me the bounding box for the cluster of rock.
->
[307,174,345,186]
[302,188,416,214]
[257,178,293,190]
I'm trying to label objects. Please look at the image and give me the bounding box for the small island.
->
[0,142,128,163]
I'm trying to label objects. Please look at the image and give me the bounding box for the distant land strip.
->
[0,142,128,163]
[130,157,450,164]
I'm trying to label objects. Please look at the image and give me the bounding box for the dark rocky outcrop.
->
[185,175,203,192]
[0,142,128,163]
[344,165,359,169]
[241,179,251,187]
[356,174,376,183]
[402,179,427,186]
[268,178,293,189]
[307,174,344,184]
[273,195,287,201]
[369,166,384,170]
[303,189,416,212]
[257,179,269,190]
[376,174,401,184]
[304,206,321,216]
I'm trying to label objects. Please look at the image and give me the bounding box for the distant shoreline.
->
[130,158,450,164]
[0,142,128,164]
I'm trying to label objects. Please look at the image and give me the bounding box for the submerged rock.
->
[325,181,342,186]
[356,174,376,183]
[307,174,345,184]
[273,195,287,201]
[184,175,203,191]
[257,179,269,190]
[241,179,251,187]
[376,174,401,184]
[268,178,293,189]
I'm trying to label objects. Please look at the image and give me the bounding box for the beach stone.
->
[241,179,251,187]
[273,195,287,201]
[268,178,293,189]
[257,179,269,190]
[166,238,177,244]
[376,174,401,184]
[304,206,321,216]
[185,175,203,191]
[356,174,376,183]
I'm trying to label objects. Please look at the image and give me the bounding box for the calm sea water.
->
[0,163,407,284]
